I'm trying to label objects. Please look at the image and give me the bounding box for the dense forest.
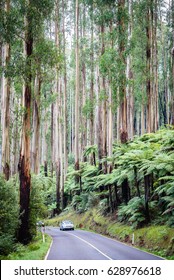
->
[0,0,174,256]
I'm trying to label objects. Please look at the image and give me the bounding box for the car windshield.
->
[63,220,72,224]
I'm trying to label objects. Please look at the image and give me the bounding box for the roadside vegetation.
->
[0,232,51,260]
[0,173,54,259]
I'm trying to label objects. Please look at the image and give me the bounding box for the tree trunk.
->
[141,102,145,135]
[108,85,113,159]
[1,0,10,180]
[160,6,168,126]
[75,0,80,182]
[126,0,134,140]
[108,185,114,213]
[90,3,94,153]
[54,0,61,212]
[59,88,64,208]
[118,0,128,143]
[134,166,141,197]
[42,107,48,177]
[18,0,33,244]
[144,174,151,223]
[154,0,159,131]
[62,0,68,179]
[121,178,130,205]
[0,43,2,173]
[55,160,61,214]
[31,72,41,174]
[171,0,174,125]
[146,4,152,133]
[44,161,48,177]
[11,92,20,175]
[81,4,87,162]
[101,24,107,173]
[96,65,103,171]
[50,101,54,177]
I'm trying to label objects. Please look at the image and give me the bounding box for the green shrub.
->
[29,174,51,238]
[155,180,174,226]
[0,234,16,256]
[28,243,40,251]
[98,198,109,215]
[118,197,157,229]
[71,193,89,213]
[0,175,19,255]
[86,193,99,208]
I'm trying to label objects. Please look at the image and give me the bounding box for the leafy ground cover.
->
[0,232,52,260]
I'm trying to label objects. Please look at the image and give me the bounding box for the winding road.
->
[45,227,163,260]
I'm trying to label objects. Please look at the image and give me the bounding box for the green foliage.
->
[66,129,174,230]
[98,198,109,215]
[0,3,22,44]
[64,162,102,212]
[0,172,55,256]
[33,38,62,74]
[70,191,100,214]
[0,175,19,255]
[4,232,52,260]
[99,48,118,79]
[29,173,56,237]
[83,145,97,158]
[71,193,88,213]
[0,234,16,257]
[82,163,98,179]
[18,0,54,37]
[155,179,174,226]
[68,153,75,165]
[82,99,95,118]
[118,197,157,229]
[64,128,174,229]
[94,172,119,188]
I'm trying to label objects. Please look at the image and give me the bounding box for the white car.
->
[60,220,74,231]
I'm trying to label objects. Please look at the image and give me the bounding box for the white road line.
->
[66,232,113,260]
[77,229,164,260]
[44,239,53,260]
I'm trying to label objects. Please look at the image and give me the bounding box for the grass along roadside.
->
[1,232,52,260]
[45,208,174,260]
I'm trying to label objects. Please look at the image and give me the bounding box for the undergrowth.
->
[0,232,51,260]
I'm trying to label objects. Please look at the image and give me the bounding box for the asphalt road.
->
[45,227,163,260]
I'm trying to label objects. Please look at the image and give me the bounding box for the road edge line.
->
[67,232,113,260]
[44,237,53,260]
[97,232,165,260]
[75,229,165,260]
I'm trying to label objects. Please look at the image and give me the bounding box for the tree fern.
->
[118,197,157,228]
[83,145,97,157]
[155,180,174,225]
[82,165,99,178]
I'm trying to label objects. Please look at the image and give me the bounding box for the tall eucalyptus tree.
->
[75,0,80,180]
[18,0,34,243]
[18,0,54,244]
[171,0,174,125]
[1,0,11,180]
[118,0,128,143]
